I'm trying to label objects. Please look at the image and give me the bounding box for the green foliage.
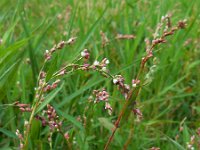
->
[0,0,200,149]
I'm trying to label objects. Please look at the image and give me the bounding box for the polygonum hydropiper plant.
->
[12,15,186,149]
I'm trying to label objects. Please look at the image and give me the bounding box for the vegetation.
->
[0,0,199,149]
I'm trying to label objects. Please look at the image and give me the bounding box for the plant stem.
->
[104,87,139,150]
[104,57,146,149]
[23,103,37,149]
[104,99,129,150]
[23,84,45,149]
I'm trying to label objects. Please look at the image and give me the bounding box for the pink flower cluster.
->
[132,79,140,88]
[93,88,109,102]
[36,105,62,131]
[79,49,110,74]
[132,108,143,121]
[15,129,24,149]
[14,101,32,112]
[93,89,112,115]
[81,49,90,60]
[44,37,77,61]
[92,58,109,72]
[46,104,62,131]
[112,75,130,99]
[43,79,61,92]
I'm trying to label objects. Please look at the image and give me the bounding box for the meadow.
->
[0,0,200,149]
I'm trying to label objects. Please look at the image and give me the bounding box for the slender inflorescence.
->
[13,15,187,150]
[104,16,187,150]
[21,37,78,149]
[19,36,114,149]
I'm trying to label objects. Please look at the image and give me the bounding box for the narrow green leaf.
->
[0,38,29,62]
[188,60,200,70]
[30,118,41,147]
[69,7,107,62]
[166,135,186,150]
[0,128,17,139]
[0,59,20,81]
[158,75,187,97]
[53,103,84,131]
[58,78,105,107]
[98,117,114,131]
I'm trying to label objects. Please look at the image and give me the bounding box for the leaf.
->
[0,59,20,81]
[20,13,39,83]
[157,75,187,97]
[0,128,17,139]
[30,118,42,149]
[53,103,84,131]
[166,135,186,150]
[188,60,200,70]
[30,118,41,143]
[0,38,28,64]
[58,78,104,107]
[0,38,28,89]
[98,117,114,131]
[183,124,190,143]
[68,7,107,62]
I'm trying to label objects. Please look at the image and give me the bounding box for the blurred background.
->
[0,0,200,149]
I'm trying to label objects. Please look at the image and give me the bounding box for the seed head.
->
[113,78,118,84]
[81,49,90,59]
[102,67,107,72]
[66,37,77,45]
[93,60,100,66]
[57,41,65,49]
[132,79,140,87]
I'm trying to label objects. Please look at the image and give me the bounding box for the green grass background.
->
[0,0,200,149]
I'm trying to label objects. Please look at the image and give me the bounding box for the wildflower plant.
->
[7,14,187,150]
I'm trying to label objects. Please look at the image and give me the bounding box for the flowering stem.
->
[104,18,187,149]
[103,99,129,150]
[104,87,140,150]
[60,131,72,150]
[23,84,46,149]
[104,52,148,149]
[23,103,37,149]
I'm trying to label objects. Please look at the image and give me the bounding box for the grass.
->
[0,0,200,149]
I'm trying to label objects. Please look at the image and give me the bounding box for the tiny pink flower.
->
[66,37,77,45]
[64,132,70,140]
[58,70,65,76]
[105,102,112,111]
[102,67,107,72]
[93,60,100,66]
[113,78,118,84]
[44,50,51,60]
[81,49,90,59]
[40,71,46,79]
[105,102,112,115]
[82,63,90,70]
[132,79,140,87]
[57,41,65,49]
[105,59,110,64]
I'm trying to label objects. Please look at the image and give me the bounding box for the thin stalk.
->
[22,62,114,149]
[60,131,72,150]
[49,132,53,150]
[104,87,140,150]
[23,84,46,149]
[104,99,130,150]
[23,103,37,149]
[123,116,134,150]
[104,59,146,150]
